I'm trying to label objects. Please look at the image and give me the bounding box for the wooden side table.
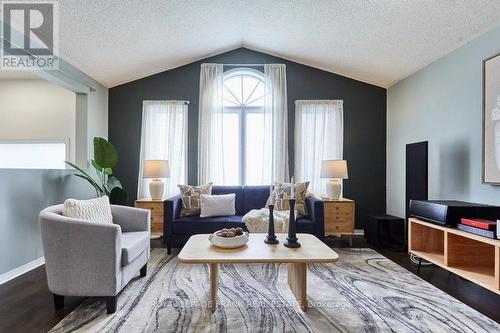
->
[323,198,355,246]
[135,198,164,239]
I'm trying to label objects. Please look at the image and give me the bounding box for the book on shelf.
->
[457,224,495,239]
[460,218,496,231]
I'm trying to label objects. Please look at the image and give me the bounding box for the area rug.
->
[49,248,500,333]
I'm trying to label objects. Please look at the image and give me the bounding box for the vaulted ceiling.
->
[58,0,500,88]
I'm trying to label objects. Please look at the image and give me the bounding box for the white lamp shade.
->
[143,160,170,178]
[320,160,348,179]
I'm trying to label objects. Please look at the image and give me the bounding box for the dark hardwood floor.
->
[1,236,499,333]
[0,265,84,333]
[326,236,500,324]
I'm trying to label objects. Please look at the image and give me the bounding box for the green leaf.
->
[74,174,103,195]
[65,161,103,193]
[91,159,103,172]
[107,176,122,191]
[91,159,112,175]
[93,137,118,168]
[109,187,128,205]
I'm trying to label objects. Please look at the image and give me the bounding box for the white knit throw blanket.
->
[242,208,297,233]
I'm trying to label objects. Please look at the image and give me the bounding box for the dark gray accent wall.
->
[109,48,386,227]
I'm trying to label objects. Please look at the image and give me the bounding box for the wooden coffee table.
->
[178,233,339,312]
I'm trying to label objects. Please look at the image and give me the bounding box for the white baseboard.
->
[0,257,45,285]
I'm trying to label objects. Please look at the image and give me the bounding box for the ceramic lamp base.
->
[325,179,342,200]
[149,179,165,200]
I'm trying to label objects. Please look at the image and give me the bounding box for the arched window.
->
[221,68,267,185]
[223,68,264,107]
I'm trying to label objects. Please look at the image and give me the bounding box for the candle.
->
[290,176,295,199]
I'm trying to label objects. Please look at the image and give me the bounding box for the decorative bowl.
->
[208,231,249,249]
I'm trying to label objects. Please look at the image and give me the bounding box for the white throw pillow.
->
[200,194,236,218]
[62,196,113,224]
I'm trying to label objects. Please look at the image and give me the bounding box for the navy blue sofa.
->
[163,185,324,254]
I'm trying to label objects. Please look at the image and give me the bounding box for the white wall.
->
[0,79,76,162]
[0,69,108,277]
[387,25,500,217]
[0,19,109,279]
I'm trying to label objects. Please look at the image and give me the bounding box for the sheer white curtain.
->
[263,64,289,183]
[198,63,288,185]
[138,100,188,198]
[295,100,343,195]
[198,63,225,184]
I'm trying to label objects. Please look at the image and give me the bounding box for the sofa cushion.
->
[121,231,150,266]
[242,186,270,215]
[212,186,244,215]
[200,194,236,217]
[178,183,213,217]
[296,217,315,234]
[270,181,310,217]
[173,215,245,234]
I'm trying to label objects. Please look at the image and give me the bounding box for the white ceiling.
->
[58,0,500,88]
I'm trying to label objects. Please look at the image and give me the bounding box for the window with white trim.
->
[222,68,267,185]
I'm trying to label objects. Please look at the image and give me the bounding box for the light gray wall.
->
[387,25,500,217]
[0,170,94,274]
[0,63,108,276]
[0,79,77,163]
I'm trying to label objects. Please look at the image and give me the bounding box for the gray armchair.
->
[39,204,150,314]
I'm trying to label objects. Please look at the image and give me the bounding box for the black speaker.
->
[405,141,428,245]
[365,214,405,248]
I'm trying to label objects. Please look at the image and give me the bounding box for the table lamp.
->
[143,160,170,200]
[320,160,348,200]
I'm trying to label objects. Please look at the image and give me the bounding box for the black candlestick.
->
[284,198,301,248]
[264,204,279,244]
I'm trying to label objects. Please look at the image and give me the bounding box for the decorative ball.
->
[215,228,246,239]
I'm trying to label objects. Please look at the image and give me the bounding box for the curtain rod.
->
[143,100,190,105]
[222,63,265,67]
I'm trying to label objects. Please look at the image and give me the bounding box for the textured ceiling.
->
[58,0,500,88]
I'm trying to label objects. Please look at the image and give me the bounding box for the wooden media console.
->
[409,218,500,294]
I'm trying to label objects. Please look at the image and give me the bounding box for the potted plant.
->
[66,137,128,205]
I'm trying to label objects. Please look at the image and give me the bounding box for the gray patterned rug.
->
[49,248,500,333]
